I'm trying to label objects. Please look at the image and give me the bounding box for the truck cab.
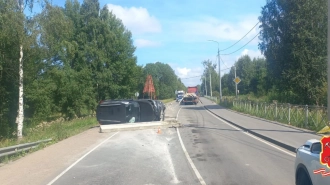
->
[176,93,184,102]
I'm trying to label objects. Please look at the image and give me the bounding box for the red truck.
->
[187,86,198,94]
[181,86,199,105]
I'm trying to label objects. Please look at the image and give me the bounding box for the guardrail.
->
[0,138,52,159]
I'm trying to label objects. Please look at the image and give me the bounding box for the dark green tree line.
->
[0,0,184,139]
[259,0,327,105]
[142,62,186,99]
[220,55,267,97]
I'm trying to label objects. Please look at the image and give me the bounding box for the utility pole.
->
[208,40,222,102]
[327,0,330,125]
[209,67,212,97]
[218,48,222,102]
[235,66,238,99]
[205,75,207,96]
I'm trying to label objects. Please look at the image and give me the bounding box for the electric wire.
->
[221,33,259,55]
[219,22,260,52]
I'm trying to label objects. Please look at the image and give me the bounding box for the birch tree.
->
[16,0,34,139]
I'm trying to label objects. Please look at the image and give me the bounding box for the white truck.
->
[176,90,185,102]
[295,139,330,185]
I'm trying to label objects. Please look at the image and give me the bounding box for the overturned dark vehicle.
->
[96,99,166,125]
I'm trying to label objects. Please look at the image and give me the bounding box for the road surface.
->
[50,98,297,185]
[1,97,320,185]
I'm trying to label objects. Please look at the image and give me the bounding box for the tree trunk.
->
[16,45,24,139]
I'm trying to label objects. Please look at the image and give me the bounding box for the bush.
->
[212,91,220,98]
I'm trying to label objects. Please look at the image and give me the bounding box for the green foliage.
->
[259,0,327,105]
[220,56,268,98]
[0,116,98,163]
[200,59,219,95]
[0,0,25,139]
[212,91,220,98]
[0,0,183,139]
[220,0,327,106]
[143,62,184,99]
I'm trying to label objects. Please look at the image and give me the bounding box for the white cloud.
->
[175,67,204,87]
[239,49,264,60]
[135,39,161,48]
[176,67,191,77]
[107,4,161,35]
[174,15,260,42]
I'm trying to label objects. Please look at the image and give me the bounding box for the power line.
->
[220,22,260,52]
[220,57,229,69]
[180,66,234,80]
[221,32,259,55]
[221,66,233,71]
[180,75,203,79]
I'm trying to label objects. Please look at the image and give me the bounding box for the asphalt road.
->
[201,98,321,148]
[48,99,297,185]
[178,101,295,185]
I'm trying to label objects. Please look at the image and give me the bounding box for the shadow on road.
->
[186,124,314,134]
[181,106,205,111]
[204,105,226,110]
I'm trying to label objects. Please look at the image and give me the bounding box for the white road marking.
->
[204,108,296,157]
[177,127,207,185]
[47,132,119,185]
[164,143,181,184]
[176,105,206,185]
[176,106,182,121]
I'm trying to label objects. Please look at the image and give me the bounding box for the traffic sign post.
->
[233,77,241,84]
[135,92,139,99]
[233,68,241,99]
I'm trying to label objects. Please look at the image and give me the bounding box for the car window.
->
[311,143,321,154]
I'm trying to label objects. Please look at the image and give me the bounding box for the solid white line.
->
[176,106,182,121]
[204,108,296,157]
[177,127,207,185]
[47,132,119,185]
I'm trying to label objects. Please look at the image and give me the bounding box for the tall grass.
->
[221,98,327,132]
[0,116,98,148]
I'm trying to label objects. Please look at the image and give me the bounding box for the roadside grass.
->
[161,98,175,104]
[1,98,172,163]
[219,97,327,133]
[0,116,98,163]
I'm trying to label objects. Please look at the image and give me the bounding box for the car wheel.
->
[296,169,312,185]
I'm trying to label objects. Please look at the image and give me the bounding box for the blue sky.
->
[33,0,266,86]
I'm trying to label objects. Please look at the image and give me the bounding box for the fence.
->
[220,98,328,131]
[205,96,218,103]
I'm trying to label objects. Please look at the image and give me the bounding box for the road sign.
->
[233,77,241,84]
[135,92,139,97]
